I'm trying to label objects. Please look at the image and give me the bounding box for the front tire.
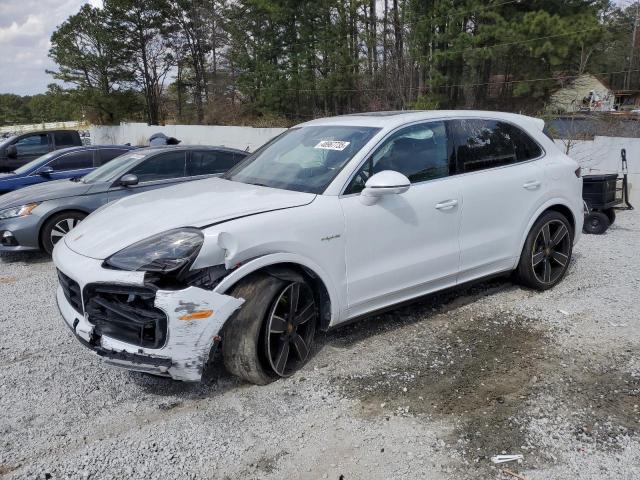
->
[41,211,87,255]
[222,274,318,385]
[516,211,573,291]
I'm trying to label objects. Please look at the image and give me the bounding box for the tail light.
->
[574,167,581,178]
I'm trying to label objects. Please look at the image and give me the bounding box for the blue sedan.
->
[0,145,135,195]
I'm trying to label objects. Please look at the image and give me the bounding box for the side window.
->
[53,131,77,147]
[346,121,450,194]
[499,122,543,161]
[187,150,239,176]
[97,149,129,167]
[130,151,186,182]
[15,134,49,156]
[451,120,519,173]
[49,151,94,171]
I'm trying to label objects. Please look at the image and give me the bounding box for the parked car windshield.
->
[81,151,146,184]
[224,126,380,193]
[12,150,60,175]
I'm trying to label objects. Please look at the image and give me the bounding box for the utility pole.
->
[625,1,640,90]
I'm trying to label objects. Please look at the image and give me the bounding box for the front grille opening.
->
[57,269,82,313]
[84,284,167,349]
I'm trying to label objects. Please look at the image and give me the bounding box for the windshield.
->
[224,126,380,193]
[82,151,146,184]
[12,150,60,175]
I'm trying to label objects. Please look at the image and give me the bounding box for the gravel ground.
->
[1,212,639,480]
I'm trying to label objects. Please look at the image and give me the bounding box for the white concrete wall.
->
[0,121,87,135]
[90,122,287,153]
[555,136,640,206]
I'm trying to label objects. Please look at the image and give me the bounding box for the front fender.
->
[213,252,343,327]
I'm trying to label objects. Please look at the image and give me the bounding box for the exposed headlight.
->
[0,203,40,220]
[104,228,204,273]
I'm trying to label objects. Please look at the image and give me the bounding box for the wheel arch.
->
[213,253,339,331]
[518,200,577,258]
[38,208,90,249]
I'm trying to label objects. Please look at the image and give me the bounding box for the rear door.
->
[451,119,545,283]
[107,150,188,202]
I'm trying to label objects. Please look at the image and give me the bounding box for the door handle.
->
[435,199,458,210]
[523,180,541,190]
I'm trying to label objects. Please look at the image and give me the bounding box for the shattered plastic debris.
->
[490,454,524,464]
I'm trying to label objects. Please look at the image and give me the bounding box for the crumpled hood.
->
[65,177,316,259]
[0,179,91,210]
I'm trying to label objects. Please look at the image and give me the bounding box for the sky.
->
[0,0,634,96]
[0,0,102,96]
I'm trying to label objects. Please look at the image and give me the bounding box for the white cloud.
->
[0,0,103,95]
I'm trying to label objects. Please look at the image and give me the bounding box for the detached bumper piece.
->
[84,284,168,349]
[57,269,83,313]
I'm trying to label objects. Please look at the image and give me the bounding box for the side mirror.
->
[360,170,410,206]
[6,145,17,158]
[38,166,54,177]
[119,173,139,187]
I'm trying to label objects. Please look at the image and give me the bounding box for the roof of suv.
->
[298,110,544,131]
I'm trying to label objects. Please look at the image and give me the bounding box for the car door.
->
[451,119,545,283]
[9,133,51,169]
[107,150,188,202]
[339,121,462,316]
[45,150,96,180]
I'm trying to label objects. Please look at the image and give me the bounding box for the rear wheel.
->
[41,211,87,255]
[223,274,318,385]
[516,211,573,290]
[583,211,610,235]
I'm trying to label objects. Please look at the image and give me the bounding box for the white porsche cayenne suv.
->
[54,111,583,384]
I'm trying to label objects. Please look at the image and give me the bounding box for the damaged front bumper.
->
[53,240,244,381]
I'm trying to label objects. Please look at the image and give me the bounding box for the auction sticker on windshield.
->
[314,140,350,151]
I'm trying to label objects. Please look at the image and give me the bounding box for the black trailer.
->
[582,149,634,234]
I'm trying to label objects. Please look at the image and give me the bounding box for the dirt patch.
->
[565,366,640,448]
[335,304,640,477]
[0,464,19,476]
[336,313,547,463]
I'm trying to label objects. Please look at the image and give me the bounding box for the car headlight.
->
[104,228,204,273]
[0,203,40,220]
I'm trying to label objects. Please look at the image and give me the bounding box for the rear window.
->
[97,148,130,166]
[188,150,241,176]
[451,120,542,173]
[49,150,94,171]
[54,131,78,147]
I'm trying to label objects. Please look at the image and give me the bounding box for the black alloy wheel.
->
[531,219,572,285]
[264,282,317,377]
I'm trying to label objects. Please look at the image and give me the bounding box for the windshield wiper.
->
[69,177,82,182]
